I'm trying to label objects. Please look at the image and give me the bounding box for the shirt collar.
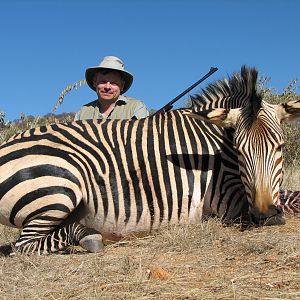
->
[116,95,127,104]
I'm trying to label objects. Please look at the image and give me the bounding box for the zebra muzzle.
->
[248,205,285,226]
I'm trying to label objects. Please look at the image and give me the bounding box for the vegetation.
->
[0,218,299,299]
[0,111,75,144]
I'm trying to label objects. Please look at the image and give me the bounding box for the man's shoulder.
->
[74,99,99,121]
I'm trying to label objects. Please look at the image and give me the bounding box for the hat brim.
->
[85,67,133,94]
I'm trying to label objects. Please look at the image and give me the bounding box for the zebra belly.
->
[82,187,205,243]
[83,212,154,242]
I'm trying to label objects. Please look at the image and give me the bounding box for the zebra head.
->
[187,66,300,216]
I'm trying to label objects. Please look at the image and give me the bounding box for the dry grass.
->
[0,216,299,300]
[1,173,299,300]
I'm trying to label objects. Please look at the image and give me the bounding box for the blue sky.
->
[0,0,299,121]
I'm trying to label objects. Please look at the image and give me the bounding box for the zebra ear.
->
[276,100,300,123]
[184,108,241,128]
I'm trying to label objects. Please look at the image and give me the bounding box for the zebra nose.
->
[254,189,273,213]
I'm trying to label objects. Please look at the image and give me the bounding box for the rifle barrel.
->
[154,67,218,115]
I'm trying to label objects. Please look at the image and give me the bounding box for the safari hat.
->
[85,56,134,94]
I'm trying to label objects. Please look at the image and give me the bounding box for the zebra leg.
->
[13,222,103,255]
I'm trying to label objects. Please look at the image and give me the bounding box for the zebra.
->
[278,189,300,215]
[0,66,299,255]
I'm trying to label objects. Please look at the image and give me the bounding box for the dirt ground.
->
[0,215,299,300]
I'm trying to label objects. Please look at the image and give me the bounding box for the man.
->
[74,56,149,120]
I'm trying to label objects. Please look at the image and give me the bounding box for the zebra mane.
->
[191,66,263,114]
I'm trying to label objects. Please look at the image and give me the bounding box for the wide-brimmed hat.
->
[85,56,134,94]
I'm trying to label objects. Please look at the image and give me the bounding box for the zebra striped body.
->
[0,112,246,245]
[0,66,300,254]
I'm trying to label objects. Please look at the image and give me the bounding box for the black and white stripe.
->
[1,66,299,254]
[278,189,300,215]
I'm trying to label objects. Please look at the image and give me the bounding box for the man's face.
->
[93,71,125,102]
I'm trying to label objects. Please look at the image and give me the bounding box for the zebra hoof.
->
[79,234,103,253]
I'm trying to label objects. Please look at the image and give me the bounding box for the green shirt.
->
[74,95,149,120]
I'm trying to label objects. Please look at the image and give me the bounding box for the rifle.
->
[153,67,218,115]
